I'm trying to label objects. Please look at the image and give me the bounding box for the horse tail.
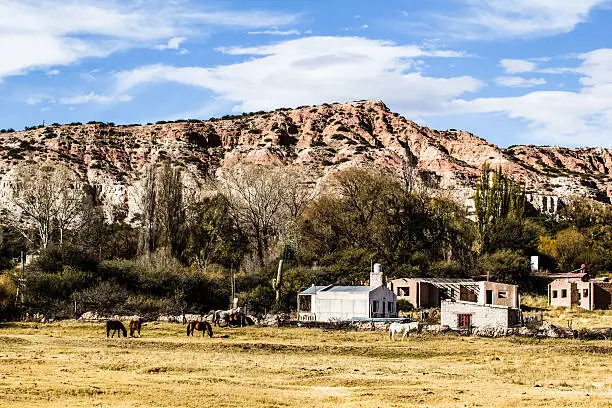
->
[186,322,191,336]
[106,321,110,337]
[206,322,213,338]
[121,323,127,338]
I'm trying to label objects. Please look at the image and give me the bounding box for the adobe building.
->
[387,278,518,309]
[548,278,612,310]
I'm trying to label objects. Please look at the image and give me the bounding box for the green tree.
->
[479,249,530,285]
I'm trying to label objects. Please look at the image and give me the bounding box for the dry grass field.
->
[521,295,612,330]
[0,321,611,407]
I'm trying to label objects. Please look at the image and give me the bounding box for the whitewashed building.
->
[297,264,397,322]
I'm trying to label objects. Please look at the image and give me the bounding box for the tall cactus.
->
[272,259,284,302]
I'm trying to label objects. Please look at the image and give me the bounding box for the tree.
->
[219,165,290,267]
[135,164,158,255]
[479,249,530,285]
[299,167,477,277]
[156,163,186,258]
[183,194,247,268]
[5,163,84,249]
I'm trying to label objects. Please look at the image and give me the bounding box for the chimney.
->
[370,263,384,288]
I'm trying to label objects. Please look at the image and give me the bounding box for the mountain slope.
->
[1,100,610,218]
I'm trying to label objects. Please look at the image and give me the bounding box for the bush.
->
[397,299,413,312]
[0,274,17,310]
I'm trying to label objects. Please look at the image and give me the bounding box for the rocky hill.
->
[1,100,611,218]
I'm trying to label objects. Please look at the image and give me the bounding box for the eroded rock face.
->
[0,100,610,219]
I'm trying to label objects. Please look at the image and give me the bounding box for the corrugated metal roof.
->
[299,285,331,295]
[324,286,372,293]
[392,277,478,285]
[298,284,375,295]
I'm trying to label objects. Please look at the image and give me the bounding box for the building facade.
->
[441,300,521,330]
[387,278,518,309]
[548,279,612,310]
[297,264,397,322]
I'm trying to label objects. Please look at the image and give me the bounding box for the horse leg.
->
[401,329,408,341]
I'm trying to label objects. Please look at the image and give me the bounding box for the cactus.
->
[272,259,284,302]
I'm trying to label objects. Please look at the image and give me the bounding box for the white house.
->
[297,264,397,322]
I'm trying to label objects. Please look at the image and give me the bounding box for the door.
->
[458,314,471,329]
[486,290,493,305]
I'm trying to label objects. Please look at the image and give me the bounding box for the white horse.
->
[389,322,420,341]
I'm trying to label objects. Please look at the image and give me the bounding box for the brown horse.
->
[227,312,254,328]
[129,318,146,337]
[106,320,127,338]
[186,321,213,338]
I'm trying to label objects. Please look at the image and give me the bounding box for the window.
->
[561,289,567,298]
[498,291,508,299]
[552,290,558,298]
[583,289,589,297]
[388,302,393,313]
[372,300,378,313]
[458,314,471,329]
[398,287,410,296]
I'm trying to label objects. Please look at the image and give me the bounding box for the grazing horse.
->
[106,320,127,338]
[186,321,213,338]
[227,313,244,327]
[389,322,420,341]
[129,318,146,337]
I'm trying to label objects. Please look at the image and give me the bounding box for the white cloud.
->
[247,29,301,36]
[114,36,480,115]
[436,0,610,39]
[153,37,187,51]
[452,48,612,146]
[46,69,60,76]
[59,92,131,105]
[500,59,537,74]
[0,0,299,80]
[495,76,546,88]
[26,96,42,105]
[361,24,369,29]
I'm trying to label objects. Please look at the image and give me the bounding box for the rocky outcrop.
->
[0,100,610,219]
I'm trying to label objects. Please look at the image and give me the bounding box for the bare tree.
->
[219,165,289,267]
[156,163,185,258]
[135,164,158,255]
[135,163,187,257]
[5,163,83,249]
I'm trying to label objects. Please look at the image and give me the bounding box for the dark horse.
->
[106,320,127,338]
[129,318,146,337]
[227,312,254,328]
[186,321,213,338]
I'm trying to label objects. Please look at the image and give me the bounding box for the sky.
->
[1,0,612,148]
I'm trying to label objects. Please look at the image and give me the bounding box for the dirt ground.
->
[0,321,610,407]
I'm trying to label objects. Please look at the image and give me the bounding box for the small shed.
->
[441,300,520,330]
[297,264,397,322]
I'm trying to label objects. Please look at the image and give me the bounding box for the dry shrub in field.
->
[0,274,17,310]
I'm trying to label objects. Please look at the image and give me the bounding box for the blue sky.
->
[1,0,612,147]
